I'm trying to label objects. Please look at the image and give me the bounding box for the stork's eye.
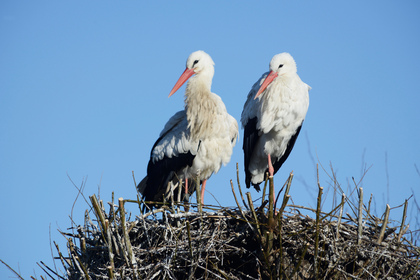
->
[193,60,199,66]
[278,64,284,69]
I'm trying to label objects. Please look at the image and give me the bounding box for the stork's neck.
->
[184,70,214,109]
[184,74,218,141]
[268,73,295,92]
[277,72,295,82]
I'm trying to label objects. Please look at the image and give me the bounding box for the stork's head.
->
[269,52,297,76]
[169,50,215,97]
[254,52,297,99]
[186,50,215,75]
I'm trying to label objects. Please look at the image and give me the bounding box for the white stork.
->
[138,50,238,206]
[241,52,310,193]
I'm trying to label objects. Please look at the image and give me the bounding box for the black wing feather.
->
[243,117,261,191]
[266,121,304,181]
[139,127,196,203]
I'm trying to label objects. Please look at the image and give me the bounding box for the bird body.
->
[139,51,238,204]
[241,53,310,190]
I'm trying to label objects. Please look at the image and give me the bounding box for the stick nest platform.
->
[50,173,419,280]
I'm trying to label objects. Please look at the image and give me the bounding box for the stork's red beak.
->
[169,68,195,97]
[254,70,278,100]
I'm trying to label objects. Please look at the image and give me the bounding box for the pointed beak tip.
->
[167,68,194,98]
[253,70,278,100]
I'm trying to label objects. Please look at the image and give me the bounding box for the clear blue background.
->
[1,1,419,278]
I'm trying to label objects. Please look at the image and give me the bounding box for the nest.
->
[40,173,419,279]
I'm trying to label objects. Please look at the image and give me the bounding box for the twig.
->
[268,175,274,220]
[37,261,63,280]
[80,237,86,253]
[278,172,293,216]
[230,180,253,232]
[376,204,390,244]
[276,173,293,280]
[170,181,175,212]
[67,174,90,222]
[314,164,323,280]
[90,194,107,239]
[398,199,408,241]
[195,175,202,214]
[266,175,275,255]
[246,192,261,237]
[107,266,115,280]
[230,179,243,214]
[186,221,193,258]
[68,238,90,280]
[261,172,269,206]
[48,224,59,276]
[290,242,310,279]
[132,170,137,192]
[366,193,372,227]
[236,162,249,210]
[357,187,364,246]
[75,255,90,280]
[336,193,346,240]
[119,198,138,280]
[105,220,115,274]
[0,259,25,280]
[177,179,183,207]
[54,241,70,268]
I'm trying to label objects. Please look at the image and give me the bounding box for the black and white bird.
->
[241,52,310,192]
[138,50,238,207]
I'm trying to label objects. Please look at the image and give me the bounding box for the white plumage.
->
[241,53,310,191]
[138,51,238,206]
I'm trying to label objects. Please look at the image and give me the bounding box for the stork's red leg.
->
[182,178,190,210]
[185,178,188,194]
[268,154,274,177]
[200,179,207,204]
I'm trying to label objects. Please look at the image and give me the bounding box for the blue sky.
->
[1,1,419,278]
